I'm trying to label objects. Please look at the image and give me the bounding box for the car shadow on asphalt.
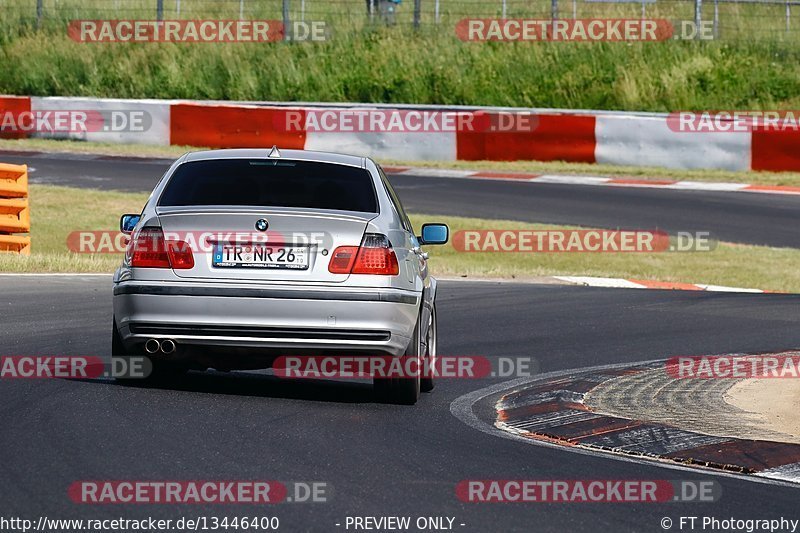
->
[95,370,383,404]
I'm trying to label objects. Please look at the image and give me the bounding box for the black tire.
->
[112,317,142,382]
[420,303,436,393]
[374,311,423,405]
[112,316,126,357]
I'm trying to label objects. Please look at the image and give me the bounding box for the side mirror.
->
[120,214,141,235]
[419,223,449,245]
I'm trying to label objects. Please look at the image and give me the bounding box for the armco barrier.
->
[0,163,31,255]
[457,113,596,162]
[0,96,31,140]
[170,103,306,148]
[3,95,800,171]
[751,128,800,172]
[29,96,171,146]
[594,114,751,171]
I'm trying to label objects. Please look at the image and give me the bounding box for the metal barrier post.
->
[283,0,291,40]
[787,1,792,33]
[714,0,719,38]
[695,0,703,37]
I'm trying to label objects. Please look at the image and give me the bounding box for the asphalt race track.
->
[4,150,800,248]
[2,277,800,531]
[3,151,800,530]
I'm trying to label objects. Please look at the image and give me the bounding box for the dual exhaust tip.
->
[144,338,177,355]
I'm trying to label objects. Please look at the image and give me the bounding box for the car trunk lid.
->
[156,206,375,283]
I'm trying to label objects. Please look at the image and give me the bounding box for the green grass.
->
[0,34,797,112]
[414,214,800,292]
[0,0,799,112]
[0,138,198,159]
[4,138,800,186]
[4,184,800,292]
[0,185,148,272]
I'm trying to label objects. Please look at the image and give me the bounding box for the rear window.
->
[158,159,378,213]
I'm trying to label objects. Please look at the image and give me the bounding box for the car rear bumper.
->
[113,281,420,357]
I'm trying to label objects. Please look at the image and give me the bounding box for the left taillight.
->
[126,227,194,270]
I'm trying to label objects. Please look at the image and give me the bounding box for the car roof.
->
[183,148,366,168]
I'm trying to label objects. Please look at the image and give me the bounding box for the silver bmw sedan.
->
[112,148,448,404]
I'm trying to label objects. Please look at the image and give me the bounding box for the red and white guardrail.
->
[1,95,797,172]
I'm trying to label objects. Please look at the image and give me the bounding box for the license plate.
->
[212,243,309,270]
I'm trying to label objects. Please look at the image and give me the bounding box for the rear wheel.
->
[374,310,423,405]
[420,303,436,393]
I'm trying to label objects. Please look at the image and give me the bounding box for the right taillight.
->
[328,234,399,276]
[127,227,194,270]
